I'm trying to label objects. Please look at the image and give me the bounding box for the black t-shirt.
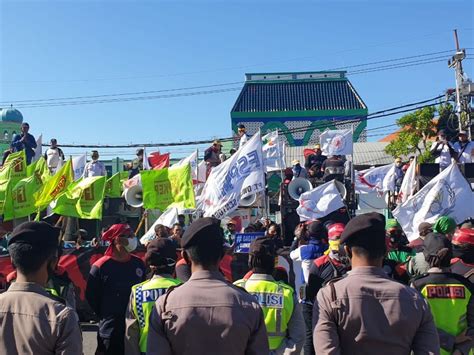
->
[86,255,146,338]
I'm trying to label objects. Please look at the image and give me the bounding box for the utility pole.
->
[448,29,473,139]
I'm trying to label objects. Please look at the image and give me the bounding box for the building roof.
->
[231,72,367,114]
[0,107,23,124]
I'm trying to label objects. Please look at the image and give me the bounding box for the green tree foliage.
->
[385,106,439,163]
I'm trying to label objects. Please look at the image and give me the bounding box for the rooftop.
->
[231,71,367,114]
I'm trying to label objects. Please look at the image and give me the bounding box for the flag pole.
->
[259,129,269,218]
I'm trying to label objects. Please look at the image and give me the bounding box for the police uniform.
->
[0,222,82,354]
[146,217,269,355]
[313,213,440,355]
[234,237,305,354]
[412,233,474,355]
[125,238,182,355]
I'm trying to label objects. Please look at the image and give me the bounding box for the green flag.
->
[3,156,50,220]
[105,172,123,198]
[141,164,195,210]
[34,159,74,210]
[52,176,106,219]
[0,150,27,214]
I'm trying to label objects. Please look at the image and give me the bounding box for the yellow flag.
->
[34,159,73,210]
[0,150,27,214]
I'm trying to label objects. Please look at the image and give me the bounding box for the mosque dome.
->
[0,107,23,123]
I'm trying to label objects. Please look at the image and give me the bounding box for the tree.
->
[385,106,439,163]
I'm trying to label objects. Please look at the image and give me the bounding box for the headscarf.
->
[102,224,133,256]
[385,218,400,230]
[432,216,457,236]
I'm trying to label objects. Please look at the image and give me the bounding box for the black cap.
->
[423,233,452,258]
[8,221,60,248]
[146,238,177,265]
[340,213,385,245]
[249,236,276,257]
[308,220,325,239]
[418,222,433,235]
[181,217,223,249]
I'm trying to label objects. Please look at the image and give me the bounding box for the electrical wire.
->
[46,95,445,149]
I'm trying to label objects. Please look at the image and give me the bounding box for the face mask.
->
[124,237,138,253]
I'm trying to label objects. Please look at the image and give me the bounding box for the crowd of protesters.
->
[1,211,474,354]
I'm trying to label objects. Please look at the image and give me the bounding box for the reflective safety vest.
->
[131,277,182,353]
[45,287,59,297]
[412,272,473,355]
[234,277,295,350]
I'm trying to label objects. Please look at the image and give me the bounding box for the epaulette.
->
[45,291,67,306]
[161,284,182,313]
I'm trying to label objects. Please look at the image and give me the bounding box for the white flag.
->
[72,154,86,180]
[397,157,417,204]
[320,129,353,156]
[262,131,285,172]
[382,164,397,192]
[143,147,150,170]
[355,164,393,194]
[296,180,345,221]
[393,163,474,241]
[140,207,179,245]
[198,132,265,218]
[173,150,198,181]
[33,134,43,163]
[197,160,207,183]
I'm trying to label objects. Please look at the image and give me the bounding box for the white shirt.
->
[453,141,474,164]
[238,134,248,149]
[83,160,106,177]
[430,141,454,168]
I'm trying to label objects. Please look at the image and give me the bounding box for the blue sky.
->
[1,0,473,160]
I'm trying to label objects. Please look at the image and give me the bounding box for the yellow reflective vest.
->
[234,275,295,350]
[131,276,182,353]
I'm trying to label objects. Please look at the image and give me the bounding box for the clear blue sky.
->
[1,0,473,160]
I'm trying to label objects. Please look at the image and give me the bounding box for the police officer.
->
[125,238,182,355]
[147,217,269,355]
[313,213,440,354]
[0,222,82,354]
[451,228,474,283]
[412,233,474,355]
[235,236,305,354]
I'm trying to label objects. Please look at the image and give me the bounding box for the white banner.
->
[397,157,417,204]
[173,150,198,182]
[72,154,86,180]
[198,132,265,218]
[393,163,474,241]
[33,134,43,163]
[382,164,397,192]
[197,160,207,183]
[355,164,393,194]
[262,131,285,172]
[140,207,179,245]
[143,147,150,170]
[296,180,345,221]
[320,129,353,156]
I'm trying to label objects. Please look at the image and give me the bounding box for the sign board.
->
[234,232,265,253]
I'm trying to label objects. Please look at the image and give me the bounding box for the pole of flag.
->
[259,129,269,218]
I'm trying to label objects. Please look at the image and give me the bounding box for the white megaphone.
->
[124,185,144,208]
[240,193,257,207]
[333,180,348,200]
[288,178,313,200]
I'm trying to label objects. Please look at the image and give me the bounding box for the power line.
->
[48,95,444,148]
[2,50,466,106]
[0,81,244,105]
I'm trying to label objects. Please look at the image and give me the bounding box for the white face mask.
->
[124,237,138,253]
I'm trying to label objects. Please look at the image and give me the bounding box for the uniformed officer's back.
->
[0,221,82,355]
[147,217,269,355]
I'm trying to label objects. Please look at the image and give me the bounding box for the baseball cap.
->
[8,221,60,248]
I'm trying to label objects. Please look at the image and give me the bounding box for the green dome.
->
[1,107,23,123]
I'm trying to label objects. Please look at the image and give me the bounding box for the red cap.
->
[453,228,474,246]
[328,223,345,240]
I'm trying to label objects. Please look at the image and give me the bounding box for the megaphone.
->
[240,193,257,207]
[124,185,143,208]
[333,180,347,200]
[288,178,313,200]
